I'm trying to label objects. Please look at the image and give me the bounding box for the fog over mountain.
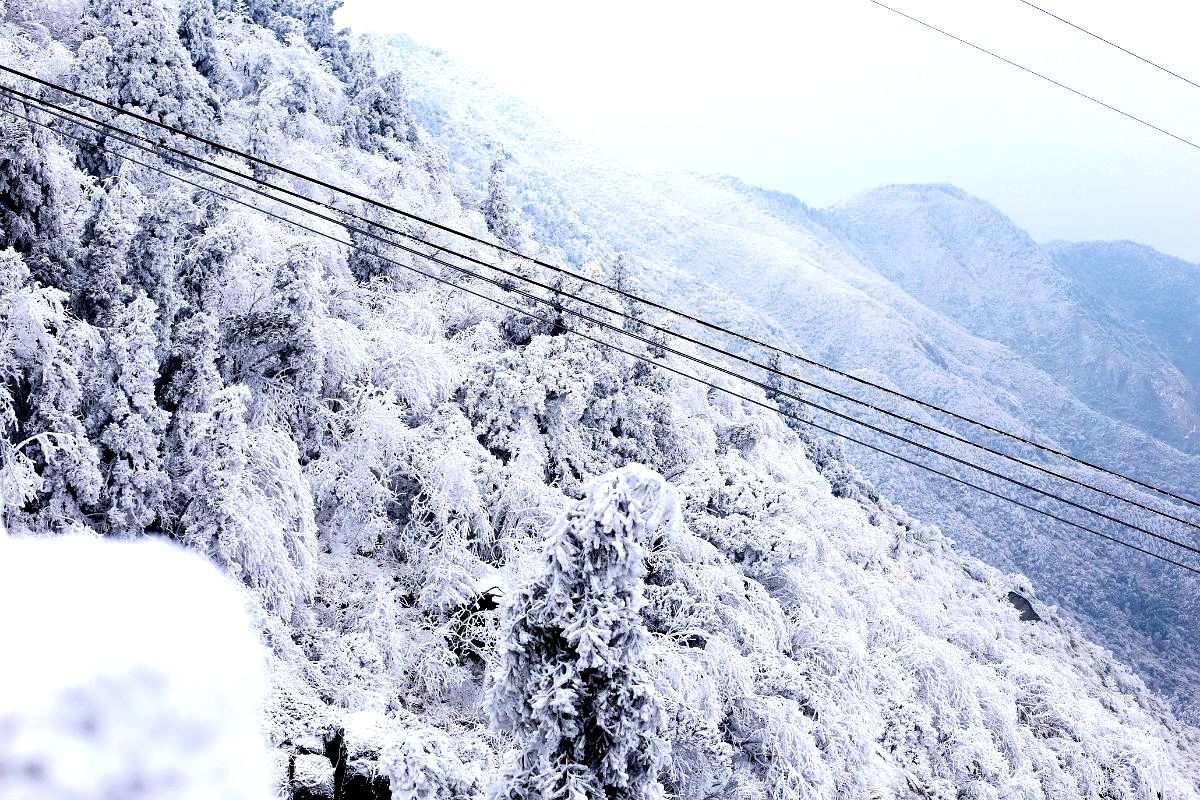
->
[2,4,1199,799]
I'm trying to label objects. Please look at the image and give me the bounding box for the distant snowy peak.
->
[824,183,1045,281]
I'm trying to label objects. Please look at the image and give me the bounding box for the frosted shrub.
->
[380,727,480,800]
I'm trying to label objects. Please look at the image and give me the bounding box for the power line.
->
[1014,0,1200,91]
[860,0,1200,152]
[2,61,1196,512]
[8,84,1200,560]
[10,90,1200,560]
[6,84,1197,538]
[13,106,1197,577]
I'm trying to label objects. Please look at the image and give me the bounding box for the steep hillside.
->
[2,3,1200,798]
[384,34,1200,719]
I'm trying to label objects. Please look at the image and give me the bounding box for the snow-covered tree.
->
[163,311,223,516]
[74,177,142,326]
[128,184,196,349]
[73,0,220,175]
[0,249,101,532]
[350,70,418,157]
[93,292,169,537]
[178,205,236,314]
[597,253,646,340]
[484,158,527,251]
[245,0,341,53]
[489,465,676,800]
[379,727,481,800]
[177,0,228,86]
[0,102,80,288]
[222,242,330,457]
[180,384,317,618]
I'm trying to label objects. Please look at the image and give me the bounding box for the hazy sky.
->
[335,1,1200,261]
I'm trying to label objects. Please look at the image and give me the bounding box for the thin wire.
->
[1014,0,1200,91]
[861,0,1200,152]
[12,99,1200,563]
[20,103,1200,557]
[18,111,1197,577]
[5,85,1198,540]
[2,60,1196,510]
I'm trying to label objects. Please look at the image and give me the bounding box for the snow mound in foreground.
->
[0,535,271,800]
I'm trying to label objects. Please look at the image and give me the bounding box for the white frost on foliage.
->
[0,535,271,800]
[2,4,1199,798]
[489,466,677,800]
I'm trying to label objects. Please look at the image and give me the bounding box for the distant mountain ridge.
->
[821,184,1200,453]
[1047,239,1200,427]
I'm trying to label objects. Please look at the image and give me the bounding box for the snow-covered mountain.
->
[384,35,1200,720]
[1045,239,1200,412]
[822,184,1200,453]
[2,3,1199,798]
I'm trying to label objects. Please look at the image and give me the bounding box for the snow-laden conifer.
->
[484,158,527,251]
[94,291,169,536]
[177,0,227,86]
[0,103,79,286]
[181,384,317,619]
[0,249,101,531]
[489,464,677,800]
[74,178,142,326]
[73,0,220,176]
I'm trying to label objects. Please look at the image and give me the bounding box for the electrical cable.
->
[4,81,1198,540]
[861,0,1200,152]
[11,104,1196,576]
[6,98,1200,568]
[3,59,1197,511]
[1014,0,1200,91]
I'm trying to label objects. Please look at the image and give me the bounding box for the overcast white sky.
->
[336,0,1200,261]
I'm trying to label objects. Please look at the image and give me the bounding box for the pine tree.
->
[0,102,77,288]
[0,249,102,532]
[609,253,646,334]
[244,0,342,54]
[74,177,142,326]
[178,202,235,314]
[23,321,103,530]
[484,158,526,251]
[489,465,675,800]
[270,243,327,453]
[128,184,196,350]
[223,243,328,457]
[94,292,170,537]
[73,0,220,176]
[177,0,227,86]
[162,311,223,522]
[351,71,419,156]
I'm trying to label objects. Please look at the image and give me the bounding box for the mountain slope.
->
[822,184,1200,452]
[2,4,1200,797]
[384,33,1200,720]
[1047,239,1200,422]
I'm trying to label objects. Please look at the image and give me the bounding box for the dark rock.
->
[1007,591,1041,622]
[341,759,390,800]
